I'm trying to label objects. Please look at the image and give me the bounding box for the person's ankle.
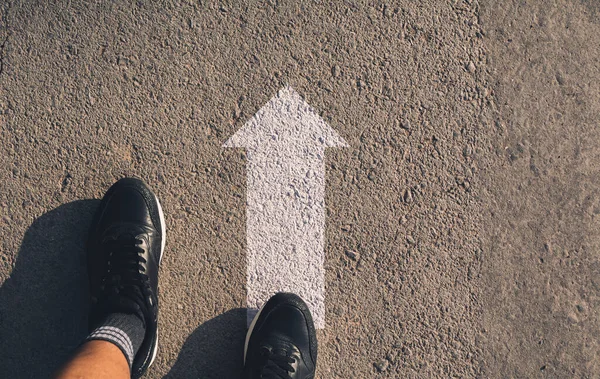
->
[86,312,146,369]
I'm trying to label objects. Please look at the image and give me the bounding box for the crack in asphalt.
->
[0,2,11,77]
[0,37,8,77]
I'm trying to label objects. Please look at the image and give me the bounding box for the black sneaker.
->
[243,293,318,379]
[87,178,166,378]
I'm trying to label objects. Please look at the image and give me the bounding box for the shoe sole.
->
[147,192,166,369]
[244,303,267,366]
[244,302,266,364]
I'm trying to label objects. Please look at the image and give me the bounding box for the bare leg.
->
[54,340,129,379]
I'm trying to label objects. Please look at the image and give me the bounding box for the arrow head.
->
[223,86,348,149]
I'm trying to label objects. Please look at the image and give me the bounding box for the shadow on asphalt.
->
[0,200,98,377]
[163,307,247,379]
[0,200,246,377]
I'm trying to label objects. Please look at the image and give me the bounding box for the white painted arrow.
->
[224,86,347,329]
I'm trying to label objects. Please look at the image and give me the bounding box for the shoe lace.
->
[100,236,149,309]
[256,346,297,379]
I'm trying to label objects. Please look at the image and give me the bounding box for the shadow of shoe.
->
[163,308,247,379]
[0,200,99,377]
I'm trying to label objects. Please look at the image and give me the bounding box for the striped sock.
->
[86,313,146,368]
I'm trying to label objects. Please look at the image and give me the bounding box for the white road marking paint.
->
[224,86,347,329]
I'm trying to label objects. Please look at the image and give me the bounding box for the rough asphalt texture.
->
[0,0,598,378]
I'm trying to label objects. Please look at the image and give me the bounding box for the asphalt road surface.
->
[1,0,599,378]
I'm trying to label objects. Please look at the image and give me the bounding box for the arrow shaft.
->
[245,148,326,328]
